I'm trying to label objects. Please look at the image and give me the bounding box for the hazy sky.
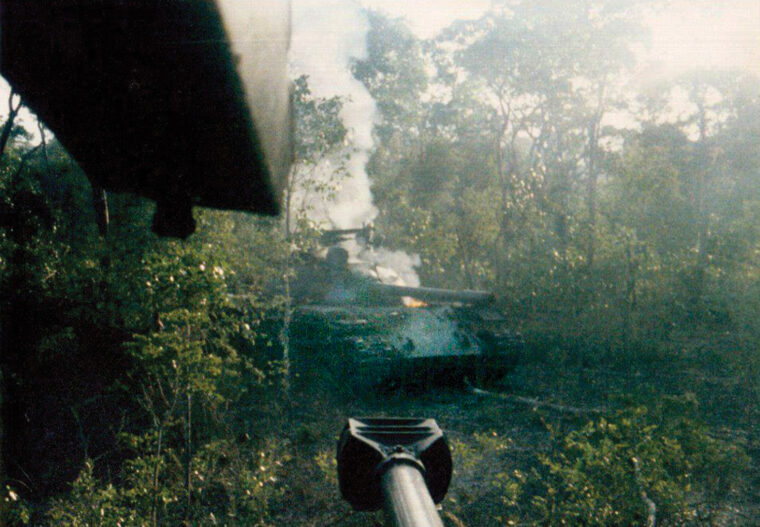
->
[355,0,760,74]
[2,2,758,134]
[644,0,760,77]
[360,0,493,38]
[288,0,760,115]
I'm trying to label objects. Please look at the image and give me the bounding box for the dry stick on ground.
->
[632,456,657,527]
[467,383,604,416]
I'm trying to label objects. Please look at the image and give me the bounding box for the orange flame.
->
[402,296,428,308]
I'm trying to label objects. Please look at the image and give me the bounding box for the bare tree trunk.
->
[10,145,41,180]
[281,170,295,394]
[284,167,294,237]
[1,93,33,524]
[632,457,657,527]
[280,270,292,395]
[151,425,164,527]
[37,121,51,179]
[0,91,22,159]
[456,228,476,290]
[692,97,710,314]
[0,368,4,527]
[91,183,110,237]
[586,81,606,274]
[184,393,192,523]
[586,129,598,270]
[622,237,639,351]
[494,93,512,291]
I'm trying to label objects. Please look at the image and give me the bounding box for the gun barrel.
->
[373,284,494,305]
[381,463,445,527]
[337,418,452,526]
[323,227,366,236]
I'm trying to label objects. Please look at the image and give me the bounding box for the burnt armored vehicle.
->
[286,228,522,388]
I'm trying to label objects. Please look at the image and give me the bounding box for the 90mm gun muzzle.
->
[337,418,452,527]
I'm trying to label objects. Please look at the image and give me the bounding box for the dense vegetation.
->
[2,2,759,525]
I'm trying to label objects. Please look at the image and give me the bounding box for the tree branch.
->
[632,456,657,527]
[468,383,604,415]
[11,144,42,180]
[0,90,23,159]
[37,120,52,179]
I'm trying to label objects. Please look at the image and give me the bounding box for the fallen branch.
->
[466,382,604,415]
[632,456,657,527]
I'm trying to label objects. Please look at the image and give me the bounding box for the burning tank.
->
[286,227,522,388]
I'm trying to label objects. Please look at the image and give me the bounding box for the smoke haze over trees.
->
[1,1,760,525]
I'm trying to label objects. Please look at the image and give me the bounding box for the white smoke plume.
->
[359,246,422,287]
[291,0,423,286]
[291,0,377,229]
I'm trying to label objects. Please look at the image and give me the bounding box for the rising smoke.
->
[291,0,376,228]
[291,0,422,286]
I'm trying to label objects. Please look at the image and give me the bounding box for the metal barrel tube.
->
[381,463,444,527]
[372,283,494,305]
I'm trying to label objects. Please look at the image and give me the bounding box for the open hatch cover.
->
[1,0,293,237]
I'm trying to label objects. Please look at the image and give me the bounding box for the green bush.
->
[494,401,747,526]
[47,461,136,526]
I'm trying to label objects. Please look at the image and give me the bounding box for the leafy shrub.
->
[47,461,136,526]
[494,401,747,526]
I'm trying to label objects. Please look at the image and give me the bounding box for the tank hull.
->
[288,305,520,389]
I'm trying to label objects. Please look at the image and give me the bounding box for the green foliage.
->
[5,486,31,526]
[492,402,747,526]
[2,4,760,526]
[356,5,760,358]
[530,411,689,525]
[0,114,297,523]
[46,440,290,527]
[35,213,292,525]
[47,461,135,527]
[314,449,338,487]
[286,75,351,233]
[351,10,429,143]
[447,432,513,516]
